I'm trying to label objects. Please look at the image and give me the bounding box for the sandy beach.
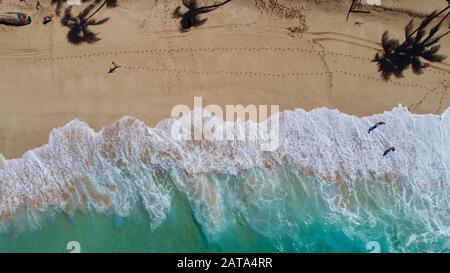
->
[0,0,449,159]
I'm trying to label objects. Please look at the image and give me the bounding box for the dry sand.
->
[0,0,449,159]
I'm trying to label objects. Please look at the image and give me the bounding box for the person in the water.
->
[368,121,385,133]
[383,147,395,156]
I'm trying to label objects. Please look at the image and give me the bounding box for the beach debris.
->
[43,15,53,25]
[173,0,232,32]
[0,12,32,26]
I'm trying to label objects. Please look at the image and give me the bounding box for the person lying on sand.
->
[383,147,396,157]
[108,61,121,74]
[368,121,385,133]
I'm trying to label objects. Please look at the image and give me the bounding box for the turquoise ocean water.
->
[0,166,446,253]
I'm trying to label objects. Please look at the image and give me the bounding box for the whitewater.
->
[0,105,450,252]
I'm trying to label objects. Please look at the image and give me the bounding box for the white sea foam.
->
[0,106,449,236]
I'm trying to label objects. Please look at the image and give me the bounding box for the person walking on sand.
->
[36,0,42,10]
[368,121,385,133]
[383,147,395,157]
[108,61,121,74]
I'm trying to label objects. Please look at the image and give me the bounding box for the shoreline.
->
[0,0,449,159]
[1,104,449,161]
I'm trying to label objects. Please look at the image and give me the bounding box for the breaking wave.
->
[0,106,450,252]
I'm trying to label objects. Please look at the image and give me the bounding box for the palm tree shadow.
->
[373,5,450,80]
[51,0,67,17]
[173,0,232,32]
[61,5,109,44]
[373,32,410,80]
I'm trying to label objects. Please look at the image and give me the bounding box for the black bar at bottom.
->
[0,253,447,272]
